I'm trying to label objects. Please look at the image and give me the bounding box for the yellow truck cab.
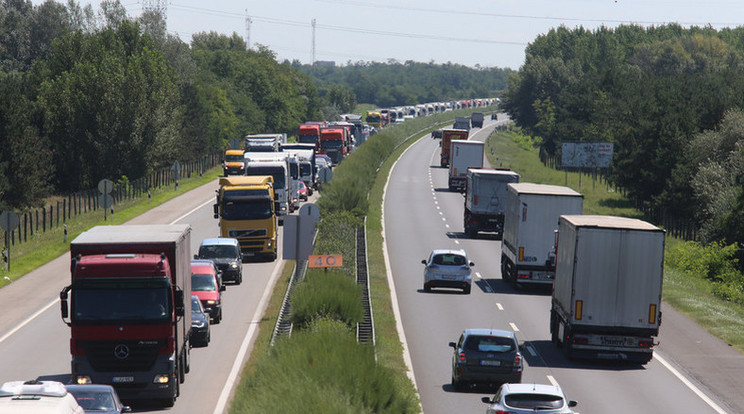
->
[223,149,246,176]
[214,176,277,261]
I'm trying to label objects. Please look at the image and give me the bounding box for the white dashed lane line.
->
[496,303,503,311]
[510,322,520,332]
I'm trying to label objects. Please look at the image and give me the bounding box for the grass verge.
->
[0,168,222,287]
[486,128,744,353]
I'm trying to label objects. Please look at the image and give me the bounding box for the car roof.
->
[501,383,565,396]
[462,328,516,339]
[191,259,217,267]
[430,249,467,256]
[64,384,115,393]
[199,237,239,246]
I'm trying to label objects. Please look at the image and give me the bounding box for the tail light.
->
[459,352,466,362]
[639,339,654,348]
[517,273,529,279]
[573,336,588,345]
[513,354,523,372]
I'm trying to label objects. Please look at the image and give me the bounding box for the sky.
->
[35,0,744,69]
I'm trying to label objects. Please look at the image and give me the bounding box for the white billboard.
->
[561,142,614,168]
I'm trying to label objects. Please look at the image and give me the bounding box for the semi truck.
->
[298,124,321,149]
[282,143,317,193]
[319,127,348,165]
[440,128,469,167]
[463,169,520,238]
[448,140,484,191]
[470,112,484,128]
[550,215,665,364]
[244,152,291,218]
[244,133,285,152]
[501,183,583,286]
[214,176,277,260]
[453,117,471,131]
[59,224,192,407]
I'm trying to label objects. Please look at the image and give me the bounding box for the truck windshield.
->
[321,140,343,150]
[192,274,217,292]
[247,167,285,190]
[299,134,318,144]
[300,162,312,177]
[72,279,170,324]
[222,197,273,220]
[225,154,243,162]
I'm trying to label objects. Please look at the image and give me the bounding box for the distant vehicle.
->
[551,215,664,364]
[440,128,469,167]
[453,116,471,131]
[244,133,285,152]
[421,249,474,294]
[315,154,333,169]
[191,260,225,324]
[481,383,577,414]
[491,113,498,120]
[65,384,131,414]
[195,238,243,284]
[190,295,210,347]
[463,169,520,238]
[0,380,85,414]
[448,140,484,191]
[298,181,309,201]
[431,129,442,139]
[222,149,245,176]
[471,112,484,128]
[449,329,523,390]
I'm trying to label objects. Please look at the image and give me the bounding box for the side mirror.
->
[469,262,475,267]
[568,401,578,408]
[194,254,199,260]
[448,341,457,348]
[220,285,226,292]
[60,285,71,323]
[421,259,427,265]
[481,397,493,404]
[174,288,185,317]
[213,204,219,219]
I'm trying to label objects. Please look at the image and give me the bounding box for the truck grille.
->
[79,340,163,372]
[229,229,267,238]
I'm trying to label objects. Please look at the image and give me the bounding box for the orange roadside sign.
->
[308,254,343,268]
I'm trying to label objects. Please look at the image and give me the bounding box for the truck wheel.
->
[562,329,574,359]
[184,345,190,374]
[550,311,559,345]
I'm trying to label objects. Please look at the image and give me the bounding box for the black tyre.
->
[463,285,471,294]
[451,375,464,391]
[423,284,431,293]
[236,271,243,285]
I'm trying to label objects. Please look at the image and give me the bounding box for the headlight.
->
[153,374,170,384]
[75,376,92,385]
[230,261,239,269]
[206,300,217,305]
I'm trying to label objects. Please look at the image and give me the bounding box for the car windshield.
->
[505,393,563,409]
[465,335,515,352]
[191,297,203,312]
[192,273,216,291]
[69,390,115,411]
[432,254,466,266]
[199,244,238,259]
[225,154,243,162]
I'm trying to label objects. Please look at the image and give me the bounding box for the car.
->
[315,154,333,168]
[298,181,309,201]
[0,380,85,413]
[65,384,131,414]
[195,237,243,284]
[449,328,523,390]
[191,259,226,324]
[421,249,474,294]
[431,129,442,139]
[481,383,577,413]
[190,295,211,347]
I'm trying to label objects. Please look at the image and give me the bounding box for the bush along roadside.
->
[230,106,496,413]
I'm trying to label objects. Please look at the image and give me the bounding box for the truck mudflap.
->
[71,353,178,401]
[448,177,466,192]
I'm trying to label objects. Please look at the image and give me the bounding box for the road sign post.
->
[97,179,114,221]
[0,210,20,272]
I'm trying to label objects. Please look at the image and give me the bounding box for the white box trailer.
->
[448,140,484,191]
[501,183,583,286]
[463,169,520,237]
[550,215,665,364]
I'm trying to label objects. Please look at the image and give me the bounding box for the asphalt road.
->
[0,180,286,413]
[382,117,744,413]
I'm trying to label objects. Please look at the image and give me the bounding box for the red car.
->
[298,181,309,201]
[190,260,225,324]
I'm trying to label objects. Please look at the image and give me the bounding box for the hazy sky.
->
[38,0,744,69]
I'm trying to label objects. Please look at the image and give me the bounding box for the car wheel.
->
[463,285,471,294]
[451,374,464,391]
[423,284,431,293]
[237,272,242,285]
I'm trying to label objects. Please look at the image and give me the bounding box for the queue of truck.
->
[437,118,665,365]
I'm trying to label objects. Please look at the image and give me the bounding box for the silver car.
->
[422,249,474,294]
[482,383,577,414]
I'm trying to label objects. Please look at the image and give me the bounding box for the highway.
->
[382,117,744,413]
[0,181,285,413]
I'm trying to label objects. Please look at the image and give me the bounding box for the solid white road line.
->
[654,353,729,414]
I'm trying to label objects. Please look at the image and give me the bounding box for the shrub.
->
[666,240,740,282]
[232,318,419,413]
[290,270,364,329]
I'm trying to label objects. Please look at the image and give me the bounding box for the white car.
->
[421,249,474,294]
[481,383,578,414]
[0,380,85,414]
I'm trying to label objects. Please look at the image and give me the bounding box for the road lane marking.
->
[496,303,504,310]
[445,224,450,228]
[547,375,559,387]
[510,322,519,332]
[212,258,285,414]
[654,353,729,414]
[475,272,482,279]
[454,240,459,245]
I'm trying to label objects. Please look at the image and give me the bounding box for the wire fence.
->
[4,153,221,247]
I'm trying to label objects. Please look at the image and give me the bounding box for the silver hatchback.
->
[422,249,474,294]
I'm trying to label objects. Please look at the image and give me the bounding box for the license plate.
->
[112,376,134,383]
[480,360,501,366]
[442,275,457,280]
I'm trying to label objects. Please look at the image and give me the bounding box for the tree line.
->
[501,23,744,246]
[0,0,322,209]
[293,60,513,110]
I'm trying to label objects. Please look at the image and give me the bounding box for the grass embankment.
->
[487,129,744,352]
[0,168,222,287]
[229,107,494,413]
